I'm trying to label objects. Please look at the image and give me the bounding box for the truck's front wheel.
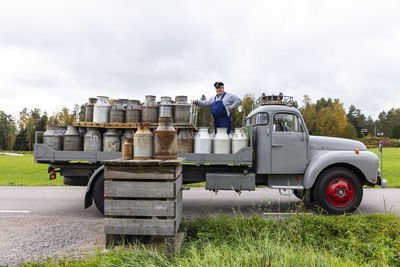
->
[313,167,363,214]
[93,173,105,214]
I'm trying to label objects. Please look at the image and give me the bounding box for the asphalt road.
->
[1,186,399,265]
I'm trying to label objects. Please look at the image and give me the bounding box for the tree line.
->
[0,94,399,151]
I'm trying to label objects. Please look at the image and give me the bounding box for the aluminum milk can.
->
[43,125,63,150]
[125,100,141,123]
[177,128,194,153]
[110,99,125,123]
[63,126,83,151]
[159,96,173,118]
[84,128,102,152]
[134,124,153,159]
[174,95,191,123]
[194,127,212,153]
[232,128,249,154]
[154,118,177,159]
[93,96,110,123]
[142,95,158,123]
[120,99,129,109]
[85,98,97,122]
[103,128,121,152]
[213,127,231,154]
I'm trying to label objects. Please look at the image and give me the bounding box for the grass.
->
[21,214,400,266]
[0,154,64,186]
[370,147,400,188]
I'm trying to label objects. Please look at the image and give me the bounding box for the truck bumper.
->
[377,176,388,188]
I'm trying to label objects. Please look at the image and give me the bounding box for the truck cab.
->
[243,94,387,213]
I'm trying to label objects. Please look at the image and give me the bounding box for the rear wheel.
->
[312,167,363,214]
[93,173,105,214]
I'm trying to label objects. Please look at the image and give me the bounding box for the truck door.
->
[271,112,308,174]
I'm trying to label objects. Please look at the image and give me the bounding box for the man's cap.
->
[214,82,224,88]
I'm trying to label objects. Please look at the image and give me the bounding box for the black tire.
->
[93,173,104,214]
[312,167,363,214]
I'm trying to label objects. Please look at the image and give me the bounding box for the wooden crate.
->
[103,158,184,247]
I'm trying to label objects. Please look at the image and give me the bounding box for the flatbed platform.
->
[34,144,253,166]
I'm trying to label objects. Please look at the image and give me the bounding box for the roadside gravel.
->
[0,214,103,266]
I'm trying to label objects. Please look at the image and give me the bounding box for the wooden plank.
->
[104,190,182,217]
[72,121,105,127]
[175,174,182,197]
[160,157,185,166]
[105,175,182,198]
[175,204,183,233]
[105,217,176,236]
[104,165,182,180]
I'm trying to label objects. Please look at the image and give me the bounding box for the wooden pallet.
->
[103,158,184,248]
[72,121,196,130]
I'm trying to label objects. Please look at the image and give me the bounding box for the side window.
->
[250,115,257,125]
[273,113,302,132]
[256,113,269,125]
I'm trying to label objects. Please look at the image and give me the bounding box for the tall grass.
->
[22,214,400,267]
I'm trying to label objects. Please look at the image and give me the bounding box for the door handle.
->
[272,144,282,147]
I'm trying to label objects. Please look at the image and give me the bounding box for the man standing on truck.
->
[193,82,242,134]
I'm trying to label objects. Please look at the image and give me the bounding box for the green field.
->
[0,154,64,186]
[23,214,400,266]
[370,147,400,188]
[0,147,399,187]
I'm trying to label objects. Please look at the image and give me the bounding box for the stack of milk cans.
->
[42,95,194,159]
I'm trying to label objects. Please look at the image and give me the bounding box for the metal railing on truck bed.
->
[34,143,253,166]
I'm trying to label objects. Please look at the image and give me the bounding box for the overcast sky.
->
[0,0,399,119]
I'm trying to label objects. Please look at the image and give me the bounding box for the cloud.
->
[0,0,399,119]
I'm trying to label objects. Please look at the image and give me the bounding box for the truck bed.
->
[34,144,253,166]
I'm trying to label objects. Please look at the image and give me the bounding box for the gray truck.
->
[34,94,387,215]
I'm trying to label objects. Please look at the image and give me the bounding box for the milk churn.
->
[93,96,110,123]
[154,118,177,159]
[159,96,173,118]
[125,100,141,123]
[122,137,133,160]
[174,96,191,123]
[43,125,63,150]
[85,98,97,122]
[213,127,231,154]
[177,128,194,153]
[120,129,133,146]
[141,95,158,123]
[84,128,102,152]
[134,124,153,159]
[63,126,82,151]
[231,128,249,154]
[194,127,212,153]
[103,128,121,152]
[110,99,125,123]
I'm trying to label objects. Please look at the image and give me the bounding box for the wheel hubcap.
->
[326,178,355,208]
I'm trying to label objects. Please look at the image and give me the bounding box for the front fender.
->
[84,165,104,209]
[303,151,379,189]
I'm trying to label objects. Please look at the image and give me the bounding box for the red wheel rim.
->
[326,178,355,208]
